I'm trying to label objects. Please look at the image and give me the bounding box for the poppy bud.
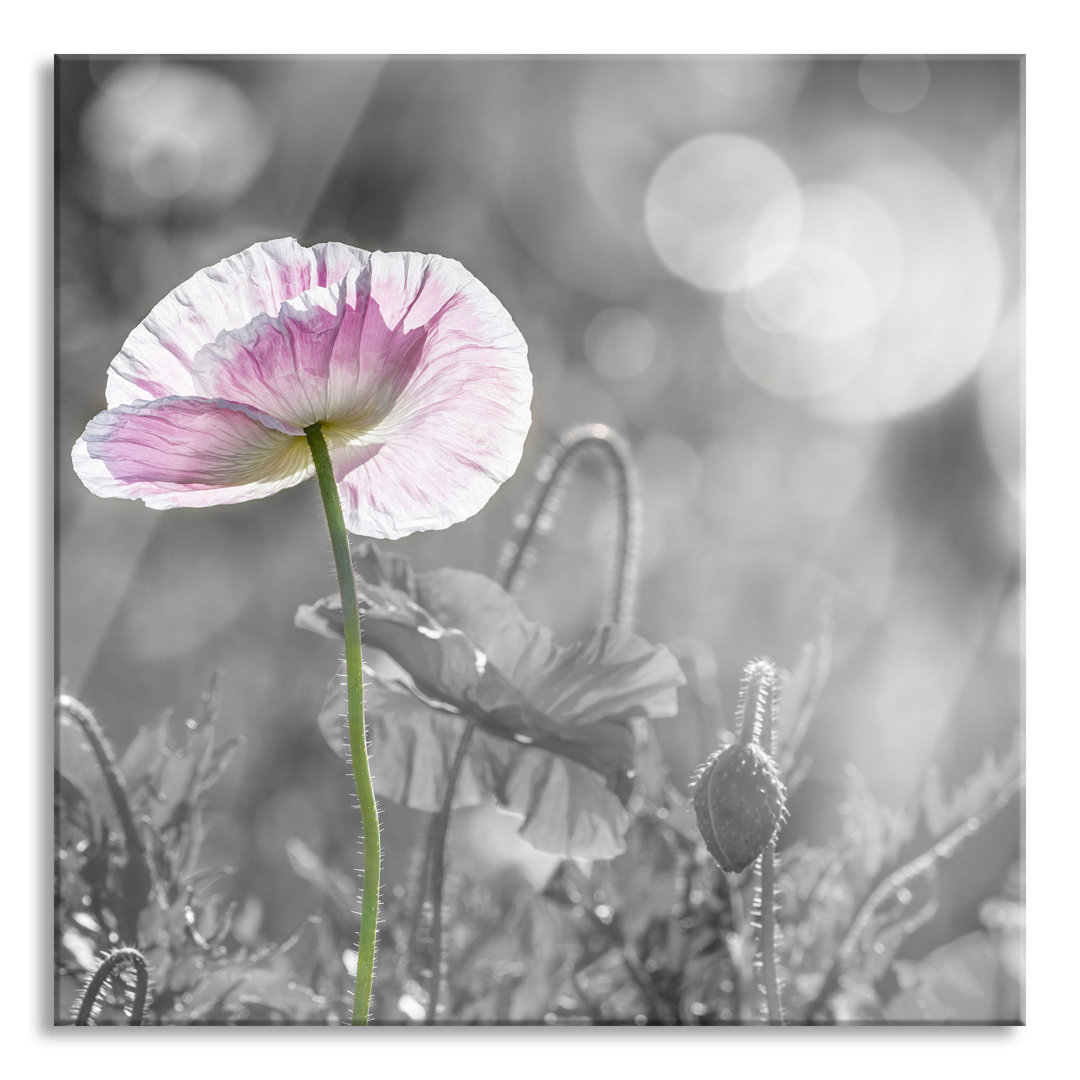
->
[691,742,787,873]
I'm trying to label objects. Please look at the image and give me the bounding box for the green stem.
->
[304,423,380,1026]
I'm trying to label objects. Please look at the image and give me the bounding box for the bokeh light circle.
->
[726,243,881,399]
[584,307,657,381]
[80,61,271,217]
[129,128,202,199]
[722,134,1003,422]
[573,57,810,242]
[645,133,802,292]
[723,183,903,400]
[977,299,1024,506]
[857,56,932,114]
[811,135,1003,422]
[89,56,162,98]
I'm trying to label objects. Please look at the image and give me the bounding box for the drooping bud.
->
[691,741,787,873]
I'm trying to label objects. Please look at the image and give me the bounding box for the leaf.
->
[919,734,1022,839]
[506,898,571,1021]
[56,708,113,827]
[854,868,941,985]
[884,932,1016,1022]
[592,815,679,942]
[118,715,170,792]
[842,733,1023,886]
[285,838,356,923]
[303,544,685,859]
[837,765,907,882]
[805,770,1023,1021]
[449,888,572,1023]
[781,843,856,983]
[118,699,224,833]
[176,964,327,1023]
[55,769,93,833]
[775,603,832,775]
[830,978,886,1022]
[321,669,632,858]
[199,735,246,792]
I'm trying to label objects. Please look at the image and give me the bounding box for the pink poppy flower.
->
[72,238,532,538]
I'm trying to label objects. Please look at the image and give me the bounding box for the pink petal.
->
[88,240,530,534]
[192,249,531,536]
[334,253,530,537]
[104,238,361,408]
[189,271,384,431]
[72,397,312,509]
[333,386,530,538]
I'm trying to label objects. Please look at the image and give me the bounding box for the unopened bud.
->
[691,742,787,873]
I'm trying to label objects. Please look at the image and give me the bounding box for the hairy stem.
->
[732,657,786,1023]
[56,695,145,868]
[417,424,641,1024]
[722,871,747,1021]
[759,843,783,1024]
[758,666,784,1024]
[497,423,640,627]
[404,831,434,979]
[74,947,148,1025]
[57,695,153,941]
[735,658,777,747]
[305,423,380,1026]
[424,715,478,1024]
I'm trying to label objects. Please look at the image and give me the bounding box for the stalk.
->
[497,423,640,626]
[419,424,642,1022]
[756,662,784,1024]
[74,947,148,1025]
[305,422,380,1026]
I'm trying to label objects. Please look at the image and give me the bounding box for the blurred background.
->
[56,56,1022,963]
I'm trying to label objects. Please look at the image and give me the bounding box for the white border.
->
[12,3,1071,1075]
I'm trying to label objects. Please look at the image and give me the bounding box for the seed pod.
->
[691,742,787,873]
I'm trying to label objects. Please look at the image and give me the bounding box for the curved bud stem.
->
[56,695,146,870]
[57,695,153,941]
[498,423,641,629]
[415,424,641,1025]
[74,947,149,1025]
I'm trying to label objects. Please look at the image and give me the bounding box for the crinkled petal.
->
[333,406,527,539]
[72,397,313,509]
[89,239,530,535]
[105,238,361,407]
[332,256,530,537]
[190,268,401,431]
[188,249,531,537]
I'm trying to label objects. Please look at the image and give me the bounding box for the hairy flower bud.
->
[691,742,787,873]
